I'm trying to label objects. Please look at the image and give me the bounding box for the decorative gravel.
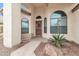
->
[34,41,79,56]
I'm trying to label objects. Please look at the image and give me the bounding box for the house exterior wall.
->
[71,9,79,44]
[21,13,32,40]
[31,4,72,39]
[3,3,79,48]
[12,3,21,46]
[45,4,74,40]
[3,3,21,48]
[20,4,79,44]
[30,4,79,44]
[3,3,12,47]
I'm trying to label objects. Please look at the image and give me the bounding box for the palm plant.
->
[50,34,66,48]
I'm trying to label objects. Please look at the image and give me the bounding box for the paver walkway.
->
[11,37,47,56]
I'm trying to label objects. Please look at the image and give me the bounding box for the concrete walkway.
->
[11,37,47,56]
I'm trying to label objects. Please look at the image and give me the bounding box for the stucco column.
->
[3,3,21,48]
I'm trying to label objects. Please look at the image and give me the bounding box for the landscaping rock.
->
[54,46,63,56]
[34,42,46,56]
[44,43,57,56]
[34,42,58,56]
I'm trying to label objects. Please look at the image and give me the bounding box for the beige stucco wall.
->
[3,3,12,47]
[34,7,46,37]
[71,9,79,44]
[3,3,79,48]
[12,3,21,46]
[3,3,21,48]
[21,5,35,40]
[20,3,79,44]
[30,4,79,44]
[21,13,32,40]
[46,4,74,41]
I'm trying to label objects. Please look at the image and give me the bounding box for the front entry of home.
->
[36,21,42,36]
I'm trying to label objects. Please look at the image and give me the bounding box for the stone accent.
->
[21,34,32,42]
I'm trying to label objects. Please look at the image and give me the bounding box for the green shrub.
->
[50,34,66,48]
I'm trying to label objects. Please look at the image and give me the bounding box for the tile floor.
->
[0,36,29,56]
[11,37,48,56]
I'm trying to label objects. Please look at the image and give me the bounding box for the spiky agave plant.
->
[50,34,66,48]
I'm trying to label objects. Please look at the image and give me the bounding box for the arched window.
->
[50,10,67,34]
[44,17,47,33]
[21,18,29,33]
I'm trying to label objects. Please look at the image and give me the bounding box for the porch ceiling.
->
[30,3,47,7]
[22,3,74,8]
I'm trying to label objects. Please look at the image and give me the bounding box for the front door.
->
[36,21,42,36]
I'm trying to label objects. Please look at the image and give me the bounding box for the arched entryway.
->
[35,16,42,36]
